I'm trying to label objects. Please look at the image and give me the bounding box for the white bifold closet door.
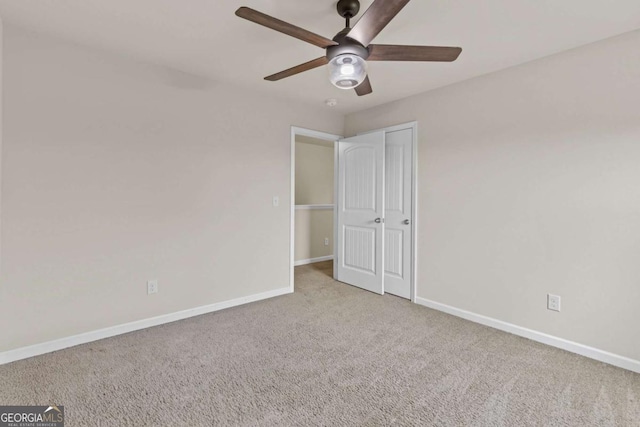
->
[336,131,385,295]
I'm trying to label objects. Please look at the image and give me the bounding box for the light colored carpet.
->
[1,261,639,426]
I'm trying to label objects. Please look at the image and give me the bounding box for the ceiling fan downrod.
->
[336,0,360,28]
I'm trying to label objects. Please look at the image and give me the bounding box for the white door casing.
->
[336,132,385,294]
[383,128,413,299]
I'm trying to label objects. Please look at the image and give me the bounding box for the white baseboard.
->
[294,255,333,266]
[0,287,292,366]
[415,297,640,374]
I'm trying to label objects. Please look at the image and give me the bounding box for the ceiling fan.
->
[235,0,462,96]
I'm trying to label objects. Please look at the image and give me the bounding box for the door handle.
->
[403,219,411,225]
[374,218,382,223]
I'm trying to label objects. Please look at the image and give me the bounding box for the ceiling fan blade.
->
[236,7,338,49]
[368,45,462,62]
[347,0,411,47]
[264,57,329,81]
[355,75,373,96]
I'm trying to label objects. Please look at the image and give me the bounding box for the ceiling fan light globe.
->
[328,54,367,90]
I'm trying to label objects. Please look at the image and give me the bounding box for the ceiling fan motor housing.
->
[326,28,370,61]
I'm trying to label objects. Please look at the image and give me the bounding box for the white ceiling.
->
[0,0,639,114]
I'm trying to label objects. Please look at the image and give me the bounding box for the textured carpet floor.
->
[1,261,639,426]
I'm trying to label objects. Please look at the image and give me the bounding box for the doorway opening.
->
[290,122,417,302]
[290,127,342,292]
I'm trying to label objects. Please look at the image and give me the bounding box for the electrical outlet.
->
[147,280,158,295]
[272,196,279,207]
[324,237,330,246]
[547,294,561,312]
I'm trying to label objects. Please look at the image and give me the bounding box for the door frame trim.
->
[290,127,343,293]
[356,121,418,302]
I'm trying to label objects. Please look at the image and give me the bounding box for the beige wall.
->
[0,25,343,352]
[346,30,640,362]
[294,209,333,262]
[294,139,334,205]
